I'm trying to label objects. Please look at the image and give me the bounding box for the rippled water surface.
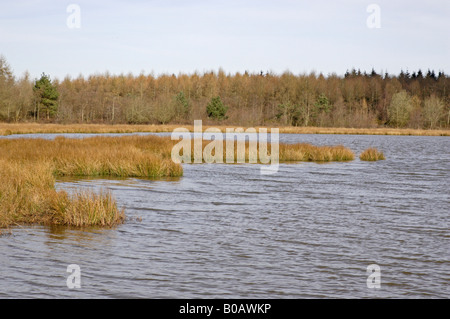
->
[0,133,449,298]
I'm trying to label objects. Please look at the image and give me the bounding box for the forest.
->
[0,56,449,129]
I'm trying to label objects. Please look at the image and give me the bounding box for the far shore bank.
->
[0,123,449,137]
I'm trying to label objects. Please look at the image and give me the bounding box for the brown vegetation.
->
[0,123,448,136]
[185,139,355,163]
[0,135,182,230]
[279,143,355,162]
[359,148,386,161]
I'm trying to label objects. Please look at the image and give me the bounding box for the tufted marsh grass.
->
[359,148,386,161]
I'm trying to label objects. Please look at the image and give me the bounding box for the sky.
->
[0,0,449,80]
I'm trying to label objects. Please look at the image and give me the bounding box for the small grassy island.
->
[359,148,386,161]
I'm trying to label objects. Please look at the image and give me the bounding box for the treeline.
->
[1,56,449,128]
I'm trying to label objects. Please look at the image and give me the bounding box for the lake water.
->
[0,133,448,298]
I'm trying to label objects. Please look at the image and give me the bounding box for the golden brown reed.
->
[193,140,355,163]
[279,143,355,162]
[0,135,183,177]
[359,148,386,161]
[0,160,126,229]
[0,135,182,230]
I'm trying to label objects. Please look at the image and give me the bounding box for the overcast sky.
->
[1,0,449,80]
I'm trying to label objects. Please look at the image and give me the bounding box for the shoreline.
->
[0,123,449,136]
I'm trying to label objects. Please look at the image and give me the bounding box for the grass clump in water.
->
[49,190,125,227]
[359,148,385,161]
[0,161,125,229]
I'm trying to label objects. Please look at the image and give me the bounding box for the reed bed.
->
[0,135,183,177]
[0,135,182,230]
[359,148,386,161]
[0,123,182,136]
[1,123,448,136]
[0,134,356,231]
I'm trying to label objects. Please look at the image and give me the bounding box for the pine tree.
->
[206,96,228,120]
[33,73,59,120]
